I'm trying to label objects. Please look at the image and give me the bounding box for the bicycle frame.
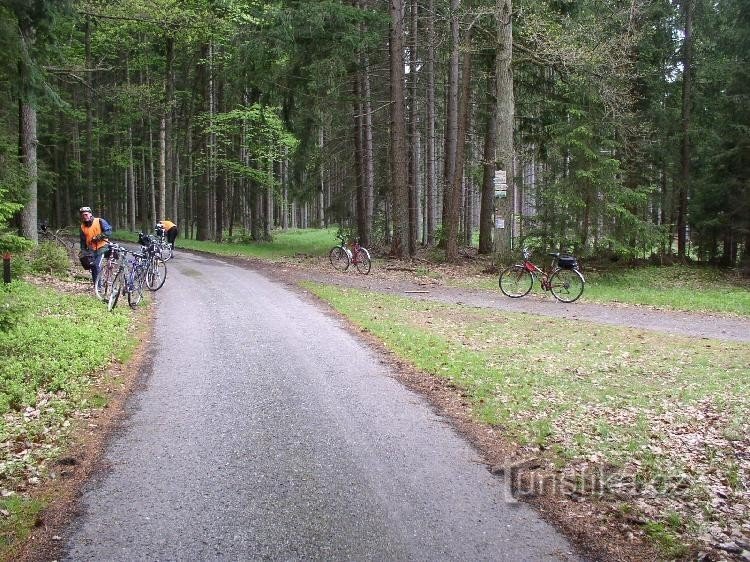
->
[519,255,555,290]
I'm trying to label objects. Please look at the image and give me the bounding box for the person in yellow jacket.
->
[79,206,112,283]
[157,219,178,250]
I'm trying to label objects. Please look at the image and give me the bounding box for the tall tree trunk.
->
[18,22,37,240]
[149,122,157,227]
[407,0,419,255]
[215,77,225,242]
[362,57,375,245]
[479,60,498,254]
[677,0,694,260]
[494,0,515,260]
[19,102,38,241]
[446,37,472,262]
[389,0,409,257]
[441,0,460,239]
[128,128,136,231]
[85,15,94,206]
[425,0,437,246]
[165,35,175,220]
[196,43,211,240]
[353,67,366,242]
[159,117,167,220]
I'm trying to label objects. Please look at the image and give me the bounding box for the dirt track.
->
[229,255,750,343]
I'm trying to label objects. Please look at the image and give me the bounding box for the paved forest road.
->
[62,251,579,561]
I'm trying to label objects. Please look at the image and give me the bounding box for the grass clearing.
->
[447,263,750,315]
[114,227,338,260]
[0,280,137,555]
[304,281,750,555]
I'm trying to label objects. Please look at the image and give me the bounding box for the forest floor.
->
[213,249,750,562]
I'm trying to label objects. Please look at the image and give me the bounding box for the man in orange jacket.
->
[79,206,112,283]
[157,219,178,250]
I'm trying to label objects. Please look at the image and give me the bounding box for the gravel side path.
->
[226,257,750,343]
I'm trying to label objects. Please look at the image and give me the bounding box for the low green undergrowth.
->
[305,282,750,555]
[0,280,137,555]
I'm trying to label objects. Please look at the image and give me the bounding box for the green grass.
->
[305,282,750,452]
[451,264,750,315]
[0,281,132,414]
[113,227,339,260]
[304,282,750,553]
[0,496,45,550]
[583,266,750,314]
[0,280,138,557]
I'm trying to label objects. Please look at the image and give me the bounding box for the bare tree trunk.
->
[407,0,419,255]
[196,43,211,240]
[318,127,325,227]
[494,0,515,260]
[140,126,149,231]
[19,101,38,241]
[159,117,167,220]
[441,0,460,237]
[165,35,175,220]
[677,0,694,260]
[128,128,136,231]
[446,38,472,262]
[389,0,410,257]
[426,0,437,246]
[85,16,94,205]
[479,60,498,254]
[354,67,367,242]
[18,21,38,240]
[149,122,156,227]
[363,57,375,244]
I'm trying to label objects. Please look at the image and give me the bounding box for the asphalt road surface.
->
[62,251,580,561]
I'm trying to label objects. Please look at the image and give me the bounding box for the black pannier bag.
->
[558,255,578,270]
[79,250,94,270]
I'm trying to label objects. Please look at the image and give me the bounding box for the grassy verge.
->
[304,282,750,556]
[0,281,137,554]
[113,227,339,260]
[445,264,750,315]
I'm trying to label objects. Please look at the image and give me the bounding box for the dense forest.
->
[0,0,747,266]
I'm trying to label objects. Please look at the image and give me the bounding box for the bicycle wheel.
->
[108,271,123,312]
[128,274,145,308]
[549,268,585,303]
[145,257,167,291]
[329,246,350,271]
[354,248,371,274]
[499,265,534,298]
[161,242,173,261]
[95,266,113,301]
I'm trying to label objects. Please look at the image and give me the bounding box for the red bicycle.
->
[499,248,585,303]
[329,234,372,274]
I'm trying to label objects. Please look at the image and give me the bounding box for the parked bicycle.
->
[153,225,173,261]
[329,233,372,274]
[95,242,126,301]
[499,248,585,303]
[139,233,168,291]
[108,249,149,311]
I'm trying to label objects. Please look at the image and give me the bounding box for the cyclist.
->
[79,206,112,284]
[157,219,178,250]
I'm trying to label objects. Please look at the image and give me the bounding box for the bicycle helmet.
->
[79,206,92,214]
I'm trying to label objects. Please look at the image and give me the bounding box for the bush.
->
[0,283,26,332]
[29,242,70,275]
